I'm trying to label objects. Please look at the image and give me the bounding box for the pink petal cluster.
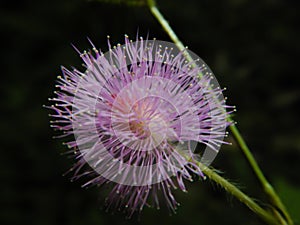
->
[48,35,231,216]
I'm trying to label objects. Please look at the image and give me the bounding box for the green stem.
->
[146,0,293,224]
[146,0,201,75]
[147,0,185,52]
[197,162,280,225]
[229,124,293,225]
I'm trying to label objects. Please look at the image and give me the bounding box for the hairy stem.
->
[146,0,293,224]
[230,125,293,225]
[197,162,280,225]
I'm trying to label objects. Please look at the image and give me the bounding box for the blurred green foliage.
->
[0,0,299,225]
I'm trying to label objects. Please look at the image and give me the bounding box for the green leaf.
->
[274,177,300,223]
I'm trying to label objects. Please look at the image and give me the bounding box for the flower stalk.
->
[197,162,280,225]
[230,125,293,225]
[146,0,293,224]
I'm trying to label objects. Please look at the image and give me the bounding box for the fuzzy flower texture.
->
[49,35,231,216]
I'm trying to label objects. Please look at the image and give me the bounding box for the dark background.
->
[1,0,299,224]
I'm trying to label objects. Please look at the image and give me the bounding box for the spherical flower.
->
[48,35,231,216]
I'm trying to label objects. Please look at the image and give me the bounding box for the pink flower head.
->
[48,35,231,216]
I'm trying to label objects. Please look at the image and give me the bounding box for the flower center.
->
[129,119,151,139]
